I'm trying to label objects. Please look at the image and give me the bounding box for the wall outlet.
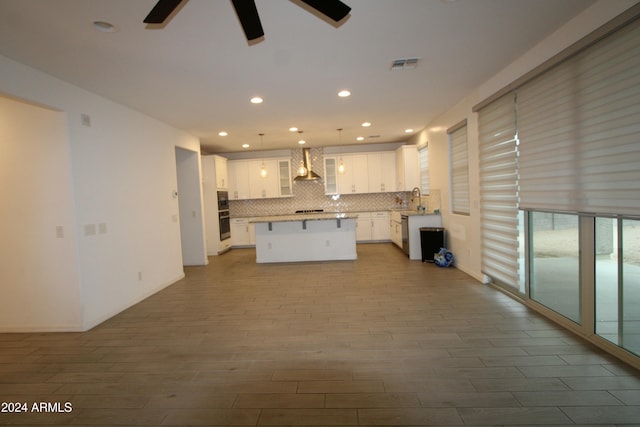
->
[138,271,142,281]
[84,224,96,236]
[56,226,64,238]
[98,223,107,234]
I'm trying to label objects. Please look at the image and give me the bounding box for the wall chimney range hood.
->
[294,148,321,181]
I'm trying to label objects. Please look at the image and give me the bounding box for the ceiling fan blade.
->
[144,0,184,24]
[299,0,351,22]
[231,0,264,41]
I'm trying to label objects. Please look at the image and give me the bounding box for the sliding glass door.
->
[529,212,581,324]
[596,217,640,357]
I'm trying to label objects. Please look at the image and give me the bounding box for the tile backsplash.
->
[230,184,410,217]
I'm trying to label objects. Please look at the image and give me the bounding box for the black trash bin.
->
[420,227,444,263]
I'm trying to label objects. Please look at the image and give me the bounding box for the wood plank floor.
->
[1,243,639,426]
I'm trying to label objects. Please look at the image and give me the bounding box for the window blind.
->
[478,93,521,288]
[419,145,429,195]
[449,121,470,215]
[517,18,640,216]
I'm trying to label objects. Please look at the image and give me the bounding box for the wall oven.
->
[217,190,230,241]
[219,210,230,241]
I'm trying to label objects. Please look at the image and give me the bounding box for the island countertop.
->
[249,212,358,223]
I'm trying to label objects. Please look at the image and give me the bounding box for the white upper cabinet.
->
[324,157,338,195]
[248,159,279,199]
[396,145,420,191]
[214,155,228,189]
[278,159,292,197]
[367,152,396,193]
[228,158,292,200]
[228,160,250,200]
[337,154,368,194]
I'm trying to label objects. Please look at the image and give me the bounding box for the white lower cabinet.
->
[231,218,255,247]
[391,219,402,247]
[371,211,391,240]
[356,211,391,242]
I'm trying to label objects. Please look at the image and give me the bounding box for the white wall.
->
[0,54,204,331]
[411,0,639,282]
[0,96,82,331]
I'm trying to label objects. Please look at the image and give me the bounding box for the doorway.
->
[175,147,207,266]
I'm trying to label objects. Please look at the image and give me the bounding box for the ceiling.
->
[0,0,595,153]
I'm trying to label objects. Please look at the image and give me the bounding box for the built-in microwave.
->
[217,191,229,211]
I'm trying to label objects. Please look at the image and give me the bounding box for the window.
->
[473,10,640,365]
[478,93,523,292]
[418,145,429,195]
[517,18,640,216]
[448,120,470,215]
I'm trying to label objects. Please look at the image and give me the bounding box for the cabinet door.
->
[231,219,251,246]
[351,154,369,193]
[367,153,383,193]
[324,157,338,194]
[214,155,228,189]
[367,152,395,193]
[248,159,278,199]
[278,159,292,197]
[396,145,420,191]
[355,213,371,241]
[380,151,396,192]
[228,160,250,200]
[338,154,368,194]
[391,221,402,247]
[371,212,391,240]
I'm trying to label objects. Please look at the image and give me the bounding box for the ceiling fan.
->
[144,0,352,41]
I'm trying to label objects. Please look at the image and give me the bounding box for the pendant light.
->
[259,133,267,178]
[297,131,308,176]
[337,128,345,174]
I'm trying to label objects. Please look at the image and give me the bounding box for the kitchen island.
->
[251,213,357,263]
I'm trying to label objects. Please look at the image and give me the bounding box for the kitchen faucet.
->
[412,187,424,212]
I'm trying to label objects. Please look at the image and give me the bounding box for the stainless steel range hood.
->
[294,147,321,181]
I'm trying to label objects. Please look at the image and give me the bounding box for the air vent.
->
[391,57,420,70]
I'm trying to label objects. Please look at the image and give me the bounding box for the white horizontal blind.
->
[449,122,470,215]
[419,146,429,195]
[478,93,520,288]
[518,18,640,215]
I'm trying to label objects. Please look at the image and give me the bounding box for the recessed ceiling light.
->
[218,131,228,136]
[338,90,351,97]
[93,21,116,33]
[404,129,414,133]
[298,140,306,145]
[362,122,371,127]
[356,136,364,141]
[250,96,263,104]
[289,127,298,132]
[242,144,250,148]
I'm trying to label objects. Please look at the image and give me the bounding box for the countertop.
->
[250,212,358,223]
[397,211,440,216]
